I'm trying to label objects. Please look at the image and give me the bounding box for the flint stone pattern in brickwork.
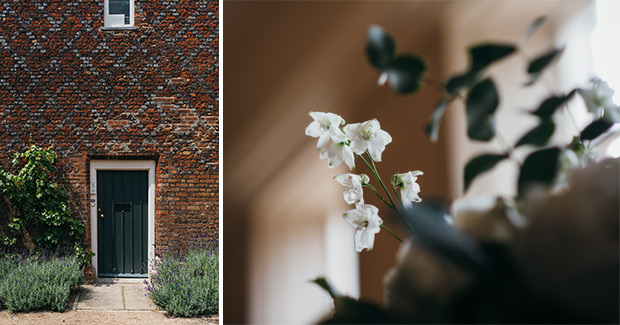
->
[0,0,219,253]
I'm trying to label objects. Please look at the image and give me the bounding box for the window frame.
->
[103,0,136,30]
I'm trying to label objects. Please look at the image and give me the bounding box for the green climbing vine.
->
[0,145,93,265]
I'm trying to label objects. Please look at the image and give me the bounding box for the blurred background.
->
[223,0,618,323]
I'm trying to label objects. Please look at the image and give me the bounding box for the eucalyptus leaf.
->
[312,277,341,299]
[425,98,452,142]
[464,153,509,192]
[515,117,555,147]
[532,95,570,117]
[517,147,560,197]
[446,69,479,94]
[366,25,396,69]
[470,43,516,71]
[403,202,488,270]
[466,78,499,141]
[385,54,427,94]
[580,118,614,141]
[521,16,547,45]
[528,47,564,74]
[321,296,389,324]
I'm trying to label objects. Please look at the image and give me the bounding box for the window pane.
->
[109,0,130,25]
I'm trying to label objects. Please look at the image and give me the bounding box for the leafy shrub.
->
[145,245,219,317]
[0,251,83,312]
[0,145,90,261]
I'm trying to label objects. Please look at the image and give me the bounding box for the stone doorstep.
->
[75,282,157,311]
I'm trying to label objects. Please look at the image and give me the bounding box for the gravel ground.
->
[0,310,219,324]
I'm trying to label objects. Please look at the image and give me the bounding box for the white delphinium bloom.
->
[342,204,383,252]
[320,142,355,169]
[333,173,369,205]
[392,171,424,208]
[579,80,617,114]
[344,119,392,162]
[305,111,348,149]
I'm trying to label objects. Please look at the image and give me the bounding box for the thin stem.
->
[518,46,581,137]
[363,184,393,209]
[366,152,398,211]
[358,155,397,211]
[380,225,403,244]
[423,74,465,99]
[392,187,403,207]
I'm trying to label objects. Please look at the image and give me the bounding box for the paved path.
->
[0,279,218,324]
[76,280,156,311]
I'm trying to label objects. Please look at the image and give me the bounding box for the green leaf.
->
[446,69,479,94]
[528,47,564,74]
[466,78,499,141]
[425,98,452,142]
[532,95,570,117]
[469,43,516,70]
[366,25,396,69]
[580,118,614,141]
[464,153,508,192]
[385,54,427,94]
[518,147,560,197]
[526,47,564,85]
[312,277,340,299]
[515,117,555,147]
[521,16,547,44]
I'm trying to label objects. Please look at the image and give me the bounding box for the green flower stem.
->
[366,152,398,211]
[380,224,403,244]
[358,154,397,213]
[392,187,403,206]
[363,184,393,209]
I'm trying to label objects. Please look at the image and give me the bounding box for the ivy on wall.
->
[0,145,92,264]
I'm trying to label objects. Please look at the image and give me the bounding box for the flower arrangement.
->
[306,16,619,324]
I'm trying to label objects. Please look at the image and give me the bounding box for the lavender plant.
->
[0,251,82,312]
[144,245,218,317]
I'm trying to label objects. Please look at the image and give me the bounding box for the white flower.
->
[305,111,348,149]
[579,80,617,114]
[392,171,423,208]
[320,142,355,169]
[342,204,383,252]
[344,119,392,162]
[334,173,369,205]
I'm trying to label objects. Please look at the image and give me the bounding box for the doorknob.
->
[100,214,104,218]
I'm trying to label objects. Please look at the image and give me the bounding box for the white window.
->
[104,0,135,28]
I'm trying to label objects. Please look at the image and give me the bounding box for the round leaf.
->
[580,118,614,141]
[466,78,499,141]
[385,54,427,94]
[518,147,560,197]
[532,95,570,117]
[366,25,396,69]
[464,153,509,192]
[515,117,555,147]
[469,43,516,70]
[528,48,564,74]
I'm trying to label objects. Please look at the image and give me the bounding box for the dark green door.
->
[97,170,148,277]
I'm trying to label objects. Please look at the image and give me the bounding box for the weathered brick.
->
[0,0,219,256]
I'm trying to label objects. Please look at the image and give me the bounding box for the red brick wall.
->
[0,1,219,254]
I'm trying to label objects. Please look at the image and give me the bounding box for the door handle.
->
[100,214,104,218]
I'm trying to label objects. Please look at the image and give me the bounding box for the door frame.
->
[89,160,156,278]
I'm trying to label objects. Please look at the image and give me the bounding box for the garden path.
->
[0,279,219,324]
[76,279,155,311]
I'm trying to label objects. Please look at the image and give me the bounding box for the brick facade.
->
[0,1,219,257]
